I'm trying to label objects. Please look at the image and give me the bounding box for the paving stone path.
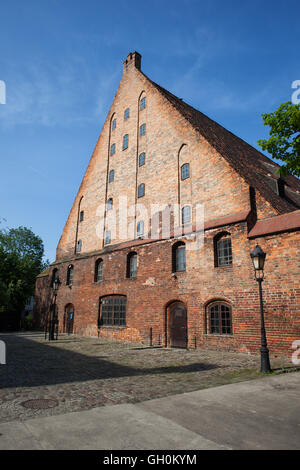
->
[0,332,293,423]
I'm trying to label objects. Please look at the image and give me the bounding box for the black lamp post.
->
[250,245,271,373]
[49,276,60,340]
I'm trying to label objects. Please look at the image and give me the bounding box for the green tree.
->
[258,101,300,177]
[0,226,49,313]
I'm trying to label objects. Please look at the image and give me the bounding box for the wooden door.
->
[169,302,187,348]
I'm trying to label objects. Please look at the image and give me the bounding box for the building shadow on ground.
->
[0,333,219,389]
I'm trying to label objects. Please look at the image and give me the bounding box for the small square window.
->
[112,119,116,130]
[139,152,145,166]
[124,108,130,120]
[79,210,84,222]
[110,143,115,156]
[123,134,128,150]
[109,170,114,182]
[138,183,145,198]
[140,97,146,110]
[140,124,146,137]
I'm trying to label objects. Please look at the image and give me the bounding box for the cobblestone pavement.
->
[0,332,295,424]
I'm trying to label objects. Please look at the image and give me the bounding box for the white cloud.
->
[0,57,120,129]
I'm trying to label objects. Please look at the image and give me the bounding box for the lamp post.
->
[49,276,60,341]
[250,245,271,373]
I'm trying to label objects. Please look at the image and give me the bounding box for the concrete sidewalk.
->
[0,372,299,450]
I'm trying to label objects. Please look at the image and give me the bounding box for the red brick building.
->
[34,52,300,356]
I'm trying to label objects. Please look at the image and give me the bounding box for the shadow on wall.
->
[0,333,219,389]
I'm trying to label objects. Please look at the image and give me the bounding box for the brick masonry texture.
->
[34,52,300,357]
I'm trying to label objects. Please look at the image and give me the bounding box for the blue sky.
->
[0,0,299,262]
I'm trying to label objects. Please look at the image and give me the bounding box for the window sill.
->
[204,333,234,337]
[214,264,233,269]
[99,325,126,329]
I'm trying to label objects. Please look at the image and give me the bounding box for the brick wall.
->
[34,225,300,357]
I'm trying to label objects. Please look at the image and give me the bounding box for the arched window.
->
[126,252,137,278]
[99,295,126,327]
[181,163,190,180]
[107,198,113,210]
[66,264,74,286]
[214,232,232,267]
[95,259,103,282]
[77,240,82,253]
[172,241,186,272]
[79,210,84,222]
[182,206,191,224]
[138,183,145,198]
[207,302,232,335]
[109,170,114,182]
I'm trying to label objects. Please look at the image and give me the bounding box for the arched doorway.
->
[167,301,187,348]
[64,304,74,334]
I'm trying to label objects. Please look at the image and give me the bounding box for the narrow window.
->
[214,233,232,267]
[124,108,130,120]
[110,143,115,156]
[77,240,82,253]
[140,97,146,110]
[109,169,114,182]
[207,302,232,335]
[137,221,144,237]
[66,264,74,286]
[95,259,103,282]
[105,231,111,245]
[139,152,145,166]
[51,268,59,288]
[123,134,129,150]
[181,163,190,180]
[138,183,145,198]
[99,296,126,327]
[127,252,137,278]
[107,198,113,210]
[182,206,191,224]
[79,210,84,222]
[112,118,116,130]
[172,242,186,272]
[140,123,146,137]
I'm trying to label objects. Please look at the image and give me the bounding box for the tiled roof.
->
[248,210,300,238]
[145,76,300,215]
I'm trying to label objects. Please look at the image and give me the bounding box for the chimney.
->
[123,52,141,74]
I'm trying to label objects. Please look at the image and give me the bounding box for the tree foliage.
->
[0,226,49,313]
[258,101,300,177]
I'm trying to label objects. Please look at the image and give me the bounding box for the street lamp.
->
[49,276,61,340]
[250,245,271,373]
